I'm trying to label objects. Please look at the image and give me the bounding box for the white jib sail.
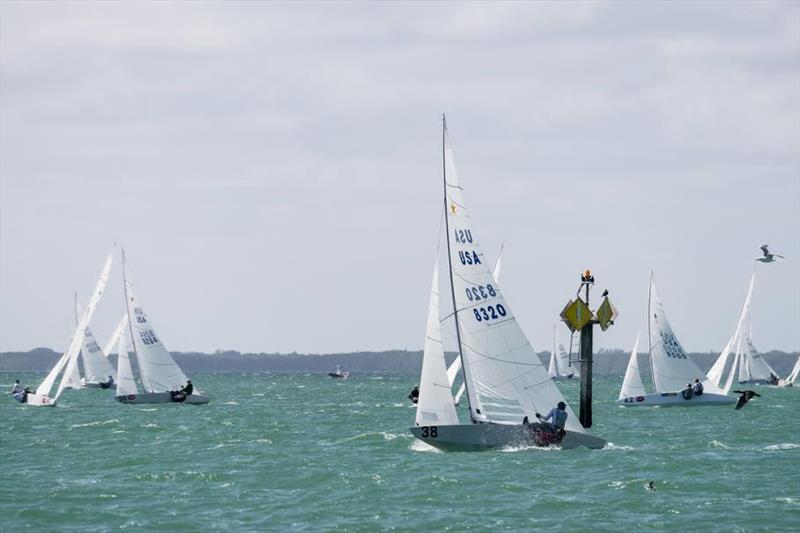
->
[50,248,115,400]
[80,326,117,384]
[787,356,800,385]
[648,273,710,394]
[741,320,778,381]
[123,254,189,393]
[619,335,646,400]
[443,120,581,431]
[416,262,459,426]
[102,314,129,359]
[115,328,138,397]
[708,271,756,391]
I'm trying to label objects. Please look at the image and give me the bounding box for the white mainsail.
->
[618,335,646,400]
[648,273,709,393]
[123,252,189,393]
[114,327,138,397]
[416,262,459,426]
[443,120,581,431]
[47,248,114,401]
[740,321,778,382]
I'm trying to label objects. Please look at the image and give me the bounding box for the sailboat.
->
[550,325,578,381]
[25,249,115,406]
[780,356,800,387]
[410,117,605,450]
[328,365,350,379]
[617,272,735,407]
[115,250,209,405]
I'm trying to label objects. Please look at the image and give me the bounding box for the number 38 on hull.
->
[409,423,606,451]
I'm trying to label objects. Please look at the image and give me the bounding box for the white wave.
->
[69,419,119,430]
[708,440,731,449]
[764,443,800,451]
[604,442,634,451]
[410,440,442,453]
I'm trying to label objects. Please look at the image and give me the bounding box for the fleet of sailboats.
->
[410,117,605,450]
[617,273,736,407]
[8,117,796,454]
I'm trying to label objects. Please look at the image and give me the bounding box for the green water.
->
[1,374,798,531]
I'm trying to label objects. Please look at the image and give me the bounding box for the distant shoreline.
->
[1,347,797,376]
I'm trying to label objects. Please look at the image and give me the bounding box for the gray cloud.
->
[1,1,798,355]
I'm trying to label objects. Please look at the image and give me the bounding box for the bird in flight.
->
[756,245,784,263]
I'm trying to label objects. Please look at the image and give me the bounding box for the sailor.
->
[692,378,704,396]
[733,389,760,410]
[769,373,779,386]
[535,401,568,431]
[181,380,193,396]
[681,383,694,400]
[10,379,24,395]
[408,385,419,404]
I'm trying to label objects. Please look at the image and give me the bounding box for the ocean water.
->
[1,373,798,531]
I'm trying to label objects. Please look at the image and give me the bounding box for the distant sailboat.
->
[780,356,800,387]
[550,325,577,381]
[409,117,605,449]
[617,272,735,407]
[25,248,114,406]
[328,365,350,379]
[115,250,209,405]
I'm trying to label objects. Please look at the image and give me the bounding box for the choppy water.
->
[1,373,799,531]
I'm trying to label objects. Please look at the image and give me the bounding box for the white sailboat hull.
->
[115,392,210,405]
[21,393,56,407]
[617,392,735,407]
[410,423,606,450]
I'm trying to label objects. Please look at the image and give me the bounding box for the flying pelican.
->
[756,245,784,263]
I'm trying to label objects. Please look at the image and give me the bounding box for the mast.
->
[441,114,474,420]
[647,271,656,391]
[121,248,143,392]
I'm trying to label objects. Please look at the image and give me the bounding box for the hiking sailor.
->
[408,385,419,404]
[535,401,568,431]
[692,378,704,396]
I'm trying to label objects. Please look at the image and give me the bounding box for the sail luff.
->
[441,115,474,419]
[102,314,129,359]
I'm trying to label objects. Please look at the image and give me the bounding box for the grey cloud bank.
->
[1,1,798,355]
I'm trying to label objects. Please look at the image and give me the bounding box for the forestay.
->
[115,327,138,397]
[619,335,646,400]
[415,263,459,426]
[123,257,189,393]
[648,273,709,394]
[443,122,581,432]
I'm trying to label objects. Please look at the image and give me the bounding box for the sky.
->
[1,1,798,356]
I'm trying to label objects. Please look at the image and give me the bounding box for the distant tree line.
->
[1,347,797,377]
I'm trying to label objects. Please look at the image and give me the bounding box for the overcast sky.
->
[1,1,798,356]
